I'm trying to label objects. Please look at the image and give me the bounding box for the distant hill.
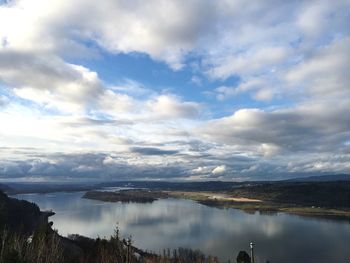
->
[227,181,350,208]
[285,174,350,182]
[0,183,12,193]
[4,182,95,194]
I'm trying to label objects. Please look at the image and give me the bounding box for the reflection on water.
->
[15,192,350,263]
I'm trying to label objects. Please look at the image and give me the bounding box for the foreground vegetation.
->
[1,224,227,263]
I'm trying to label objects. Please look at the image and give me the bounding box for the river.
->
[15,191,350,263]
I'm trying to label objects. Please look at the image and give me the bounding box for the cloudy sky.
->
[1,0,350,182]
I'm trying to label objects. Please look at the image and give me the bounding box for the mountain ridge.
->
[284,174,350,182]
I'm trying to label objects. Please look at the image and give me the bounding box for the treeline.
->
[0,191,41,231]
[227,182,350,208]
[82,190,169,203]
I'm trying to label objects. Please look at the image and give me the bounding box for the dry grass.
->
[166,190,350,219]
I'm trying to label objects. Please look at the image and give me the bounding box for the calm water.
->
[15,192,350,263]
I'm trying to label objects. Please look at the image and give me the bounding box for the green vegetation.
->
[0,225,63,263]
[0,191,65,262]
[0,225,223,263]
[0,191,42,232]
[82,182,350,219]
[83,190,169,203]
[225,182,350,208]
[165,182,350,219]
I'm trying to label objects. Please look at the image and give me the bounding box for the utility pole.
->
[250,242,255,263]
[127,236,132,263]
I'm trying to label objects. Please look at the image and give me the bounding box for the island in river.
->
[83,181,350,219]
[83,189,169,203]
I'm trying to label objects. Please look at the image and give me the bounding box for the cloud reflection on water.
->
[16,192,350,263]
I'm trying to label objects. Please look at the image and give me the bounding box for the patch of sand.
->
[208,194,262,202]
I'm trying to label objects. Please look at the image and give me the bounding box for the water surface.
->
[16,192,350,263]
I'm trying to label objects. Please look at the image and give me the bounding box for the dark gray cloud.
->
[130,147,179,156]
[0,151,190,181]
[1,147,350,182]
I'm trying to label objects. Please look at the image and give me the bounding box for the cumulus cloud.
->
[212,165,226,175]
[0,52,201,122]
[0,0,216,69]
[207,46,289,80]
[191,167,206,174]
[215,78,276,102]
[2,0,347,72]
[286,37,350,97]
[0,51,103,113]
[147,95,201,119]
[1,0,350,181]
[0,151,191,181]
[200,99,350,158]
[1,0,349,106]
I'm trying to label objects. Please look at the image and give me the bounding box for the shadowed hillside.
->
[0,190,43,232]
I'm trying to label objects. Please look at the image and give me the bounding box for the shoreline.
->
[166,190,350,220]
[82,189,350,220]
[12,187,350,220]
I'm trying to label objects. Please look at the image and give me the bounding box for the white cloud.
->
[0,0,217,69]
[212,165,226,175]
[207,46,289,80]
[191,166,212,175]
[215,78,275,101]
[0,52,103,113]
[1,0,350,180]
[260,143,281,158]
[297,0,350,39]
[0,50,202,122]
[199,98,350,158]
[252,88,274,102]
[147,95,201,119]
[286,37,350,97]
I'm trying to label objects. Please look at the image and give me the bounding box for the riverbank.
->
[10,180,350,220]
[82,189,350,220]
[166,190,350,219]
[82,189,169,203]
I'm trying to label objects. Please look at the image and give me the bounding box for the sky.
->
[0,0,350,182]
